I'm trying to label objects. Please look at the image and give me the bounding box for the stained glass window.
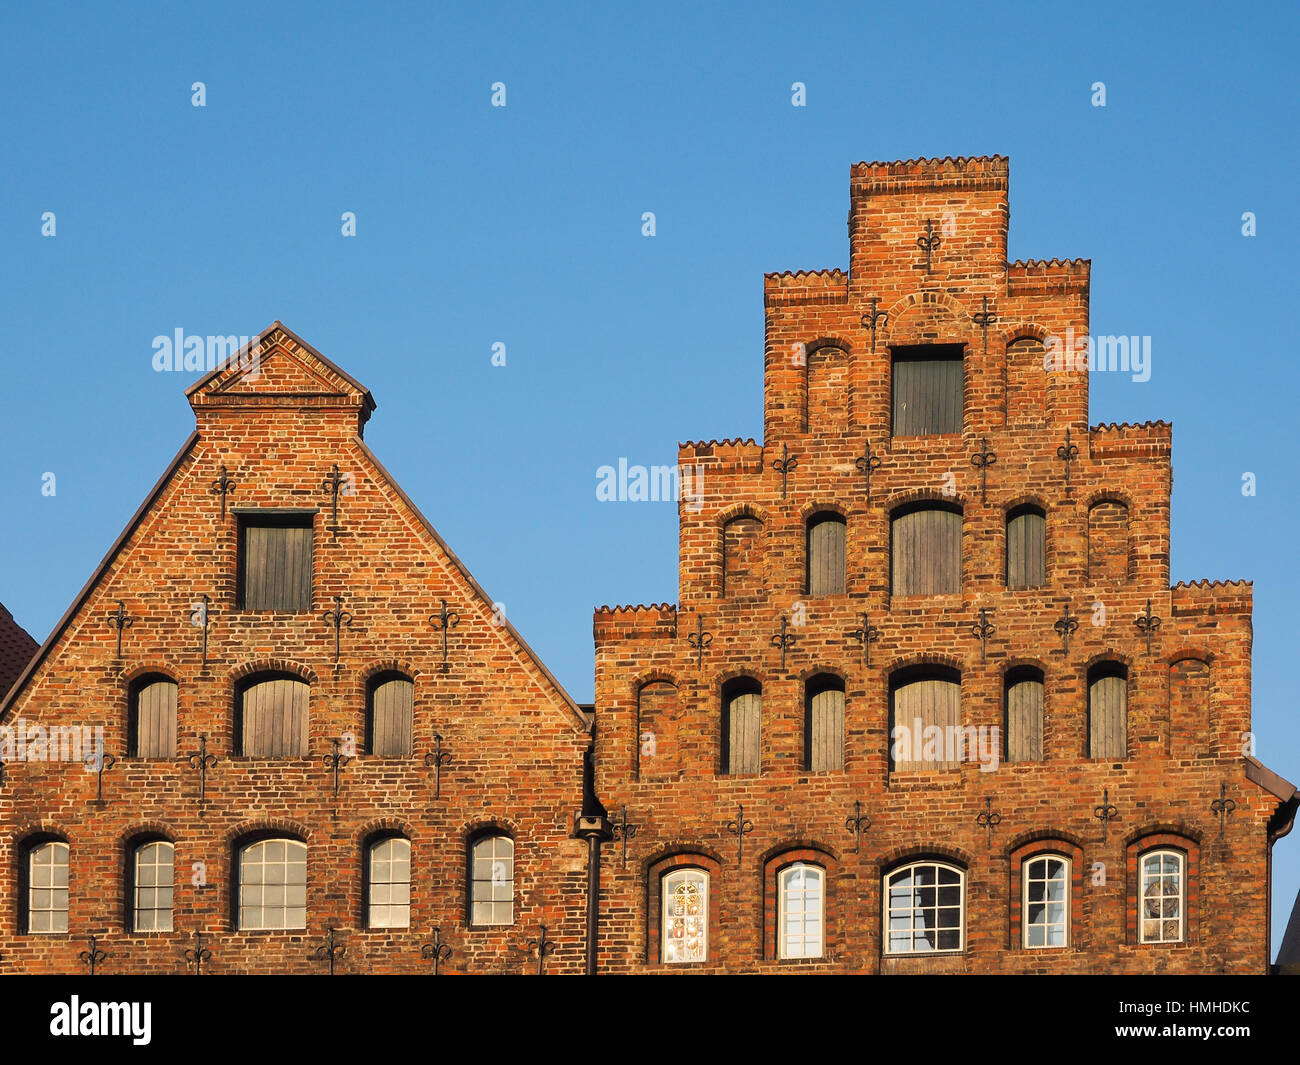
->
[1140,849,1184,943]
[663,869,708,963]
[779,863,824,959]
[885,861,963,954]
[1023,854,1068,947]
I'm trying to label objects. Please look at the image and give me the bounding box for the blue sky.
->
[2,2,1298,954]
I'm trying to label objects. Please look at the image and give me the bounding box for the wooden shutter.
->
[891,508,961,595]
[726,690,761,774]
[892,349,963,435]
[134,679,177,758]
[892,676,961,771]
[242,523,313,610]
[808,517,846,595]
[1169,659,1211,759]
[241,677,309,756]
[1087,502,1129,583]
[1089,673,1127,759]
[722,517,763,598]
[1007,510,1046,588]
[1006,677,1043,762]
[808,685,845,771]
[370,677,413,757]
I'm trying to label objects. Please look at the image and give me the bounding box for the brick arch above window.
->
[630,668,681,696]
[884,488,970,514]
[226,658,319,686]
[878,843,974,872]
[880,290,973,345]
[357,660,423,686]
[115,660,183,685]
[223,818,312,848]
[715,501,769,528]
[709,667,765,693]
[352,817,418,847]
[995,322,1051,347]
[13,821,79,850]
[802,336,852,356]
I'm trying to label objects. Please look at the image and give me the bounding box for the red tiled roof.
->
[0,603,38,702]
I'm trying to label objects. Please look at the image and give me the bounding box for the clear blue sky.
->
[2,2,1298,955]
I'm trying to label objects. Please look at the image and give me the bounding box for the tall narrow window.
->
[885,861,964,954]
[778,863,825,959]
[721,677,761,775]
[367,673,413,757]
[238,513,314,611]
[367,836,411,929]
[238,674,309,757]
[1005,668,1044,763]
[470,834,514,926]
[1139,849,1185,944]
[237,837,307,930]
[1023,854,1069,947]
[1006,505,1046,588]
[892,345,964,436]
[722,516,763,598]
[805,674,845,772]
[890,504,961,595]
[129,675,177,758]
[806,513,846,595]
[662,868,708,963]
[25,840,69,934]
[890,667,961,771]
[1088,663,1127,760]
[131,840,175,932]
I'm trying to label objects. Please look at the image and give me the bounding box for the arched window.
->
[1139,849,1185,944]
[662,868,708,964]
[885,860,964,954]
[1022,854,1069,948]
[890,666,962,771]
[130,839,175,932]
[237,674,309,757]
[237,837,307,930]
[1087,500,1130,582]
[891,503,961,596]
[1005,667,1044,763]
[806,513,846,596]
[805,674,845,772]
[721,677,761,775]
[778,863,825,959]
[367,673,413,757]
[367,835,411,929]
[1088,663,1127,760]
[23,839,69,934]
[722,516,763,598]
[892,345,964,436]
[1006,505,1046,589]
[469,833,514,927]
[129,675,177,758]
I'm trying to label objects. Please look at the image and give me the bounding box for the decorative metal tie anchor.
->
[1054,601,1079,655]
[321,596,354,666]
[210,465,237,520]
[972,295,997,356]
[1057,428,1079,489]
[184,932,212,975]
[188,735,218,806]
[849,613,881,667]
[79,936,107,976]
[1211,782,1237,840]
[314,927,345,975]
[770,444,798,499]
[424,733,452,800]
[190,594,212,670]
[1134,599,1162,655]
[845,800,871,854]
[610,805,640,867]
[976,796,1003,846]
[855,439,883,502]
[970,437,997,503]
[771,614,799,671]
[429,599,460,671]
[1093,788,1119,843]
[916,218,941,273]
[687,613,713,670]
[526,926,556,975]
[727,803,755,864]
[321,464,348,524]
[421,928,453,974]
[323,738,350,798]
[89,752,116,805]
[860,297,889,352]
[107,600,136,658]
[970,608,996,664]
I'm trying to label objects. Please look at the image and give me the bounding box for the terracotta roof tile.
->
[0,603,38,702]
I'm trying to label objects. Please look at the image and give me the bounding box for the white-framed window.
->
[662,868,708,964]
[132,840,175,932]
[470,834,514,926]
[26,840,70,934]
[885,861,964,954]
[1022,854,1069,948]
[367,836,411,929]
[238,838,307,930]
[778,863,824,959]
[1139,849,1185,944]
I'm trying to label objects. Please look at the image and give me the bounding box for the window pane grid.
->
[133,841,175,932]
[239,839,307,930]
[1140,850,1184,943]
[884,862,963,954]
[1023,855,1068,948]
[471,835,513,926]
[28,842,69,934]
[663,869,708,963]
[778,864,824,959]
[368,837,411,929]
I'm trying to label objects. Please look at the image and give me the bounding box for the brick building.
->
[592,155,1298,973]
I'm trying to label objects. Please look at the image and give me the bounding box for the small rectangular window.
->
[238,514,314,611]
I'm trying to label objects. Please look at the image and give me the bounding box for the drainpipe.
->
[572,726,612,975]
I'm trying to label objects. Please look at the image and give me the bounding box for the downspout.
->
[572,722,612,975]
[1265,794,1299,974]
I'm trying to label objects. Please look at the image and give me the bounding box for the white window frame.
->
[132,840,175,932]
[1022,853,1069,948]
[1139,848,1186,944]
[662,868,709,964]
[27,840,70,935]
[778,862,825,960]
[238,838,307,931]
[470,834,514,927]
[883,860,965,955]
[367,836,411,929]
